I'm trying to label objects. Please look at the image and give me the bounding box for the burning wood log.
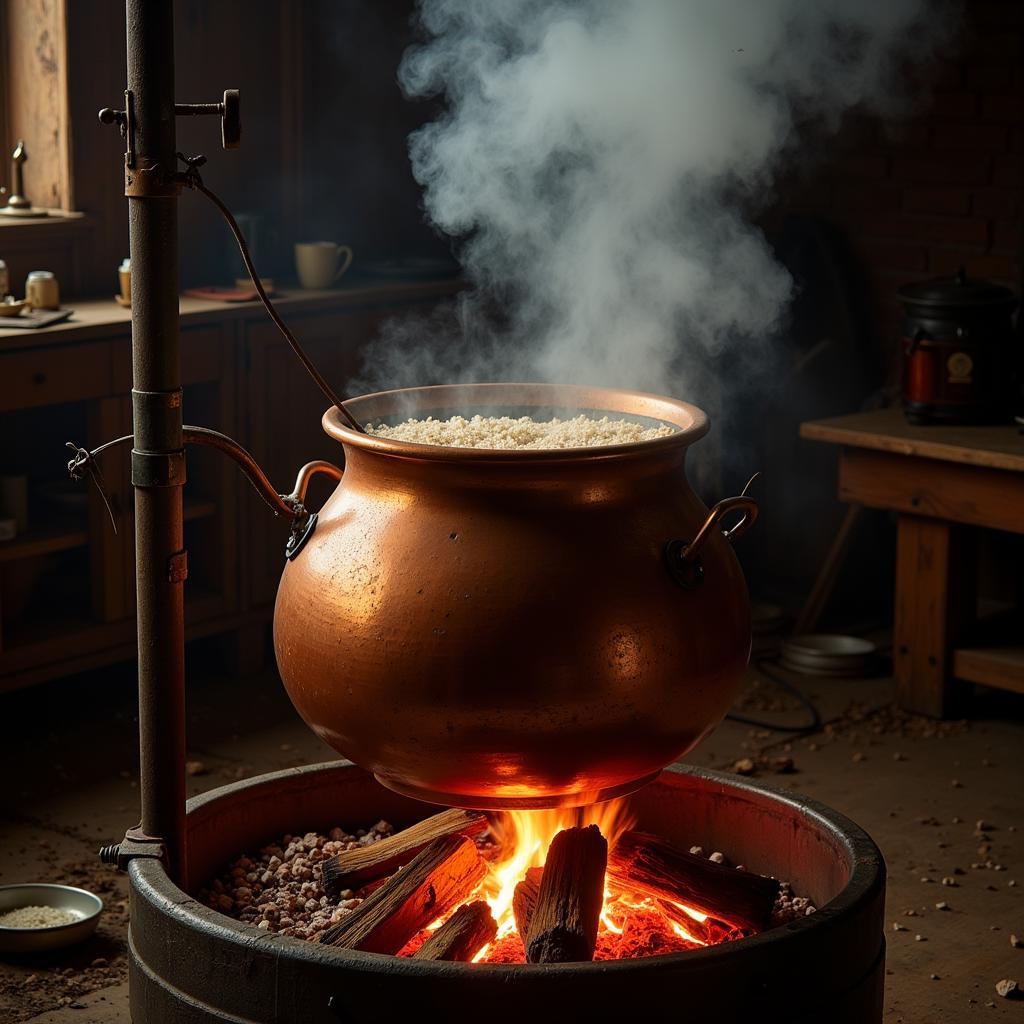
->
[412,900,497,962]
[525,824,607,964]
[607,830,780,934]
[321,808,488,895]
[512,866,544,942]
[319,834,486,954]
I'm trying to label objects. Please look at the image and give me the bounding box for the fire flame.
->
[463,798,712,962]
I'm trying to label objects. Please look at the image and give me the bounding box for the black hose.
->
[724,656,823,733]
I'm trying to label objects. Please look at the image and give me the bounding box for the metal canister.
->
[898,268,1018,425]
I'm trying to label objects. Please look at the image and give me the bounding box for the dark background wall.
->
[6,0,1020,326]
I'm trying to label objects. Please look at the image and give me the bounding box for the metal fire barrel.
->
[128,762,885,1023]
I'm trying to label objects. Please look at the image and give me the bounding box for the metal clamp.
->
[282,461,344,560]
[99,825,167,871]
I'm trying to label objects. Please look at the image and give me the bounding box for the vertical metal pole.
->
[125,0,187,884]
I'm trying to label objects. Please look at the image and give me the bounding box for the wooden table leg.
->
[893,515,974,718]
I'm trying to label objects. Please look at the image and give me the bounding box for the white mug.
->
[295,242,354,290]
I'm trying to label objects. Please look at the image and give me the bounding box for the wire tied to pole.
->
[174,153,365,433]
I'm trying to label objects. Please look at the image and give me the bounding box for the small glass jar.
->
[26,270,59,310]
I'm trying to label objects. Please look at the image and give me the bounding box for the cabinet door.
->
[243,308,378,608]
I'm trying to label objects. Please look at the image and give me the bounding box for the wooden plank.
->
[801,409,1024,474]
[953,647,1024,696]
[893,515,974,718]
[0,523,88,564]
[839,448,1024,535]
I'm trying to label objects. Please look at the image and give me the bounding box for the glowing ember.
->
[399,800,744,964]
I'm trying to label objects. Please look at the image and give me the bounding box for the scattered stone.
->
[977,820,995,833]
[941,877,958,887]
[950,779,962,788]
[769,756,795,774]
[995,979,1019,1000]
[905,909,918,917]
[893,922,908,931]
[852,752,866,762]
[708,851,726,865]
[1010,934,1022,949]
[935,901,949,911]
[185,760,208,777]
[951,816,962,824]
[732,757,756,776]
[930,973,940,980]
[915,934,926,941]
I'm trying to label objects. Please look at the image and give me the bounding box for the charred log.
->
[319,834,486,954]
[608,830,779,933]
[525,825,607,964]
[321,809,488,895]
[412,900,497,962]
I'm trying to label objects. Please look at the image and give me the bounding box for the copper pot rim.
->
[323,382,709,462]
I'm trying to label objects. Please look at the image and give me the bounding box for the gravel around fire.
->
[202,821,815,959]
[365,414,674,449]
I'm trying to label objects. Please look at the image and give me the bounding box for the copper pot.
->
[274,383,756,809]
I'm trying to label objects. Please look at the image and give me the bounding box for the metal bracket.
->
[132,449,186,488]
[168,549,189,584]
[664,539,705,590]
[99,825,167,871]
[285,511,317,560]
[99,88,240,170]
[175,90,241,149]
[125,159,183,198]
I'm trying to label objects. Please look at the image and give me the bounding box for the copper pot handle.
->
[664,477,759,589]
[283,461,344,560]
[681,495,759,561]
[286,460,344,507]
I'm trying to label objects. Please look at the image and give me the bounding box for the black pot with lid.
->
[897,267,1018,425]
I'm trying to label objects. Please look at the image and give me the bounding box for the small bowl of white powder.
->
[0,884,103,954]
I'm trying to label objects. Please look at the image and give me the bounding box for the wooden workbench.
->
[801,408,1024,717]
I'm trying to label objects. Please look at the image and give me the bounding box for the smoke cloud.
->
[355,0,953,398]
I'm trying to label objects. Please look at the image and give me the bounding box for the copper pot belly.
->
[273,383,754,809]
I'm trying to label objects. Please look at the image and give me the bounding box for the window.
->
[1,0,73,213]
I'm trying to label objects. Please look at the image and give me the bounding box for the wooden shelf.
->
[0,521,89,564]
[953,646,1024,696]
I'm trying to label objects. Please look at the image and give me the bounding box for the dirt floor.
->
[1,633,1022,1023]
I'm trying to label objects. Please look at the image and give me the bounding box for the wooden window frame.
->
[1,0,74,215]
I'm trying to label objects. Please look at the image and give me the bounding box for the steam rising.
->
[357,0,951,396]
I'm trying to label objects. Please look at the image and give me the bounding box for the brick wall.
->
[775,0,1023,370]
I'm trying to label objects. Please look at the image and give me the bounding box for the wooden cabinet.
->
[0,281,461,691]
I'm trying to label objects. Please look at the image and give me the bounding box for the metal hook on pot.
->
[664,474,760,589]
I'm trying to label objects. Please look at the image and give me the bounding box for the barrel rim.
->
[130,761,884,980]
